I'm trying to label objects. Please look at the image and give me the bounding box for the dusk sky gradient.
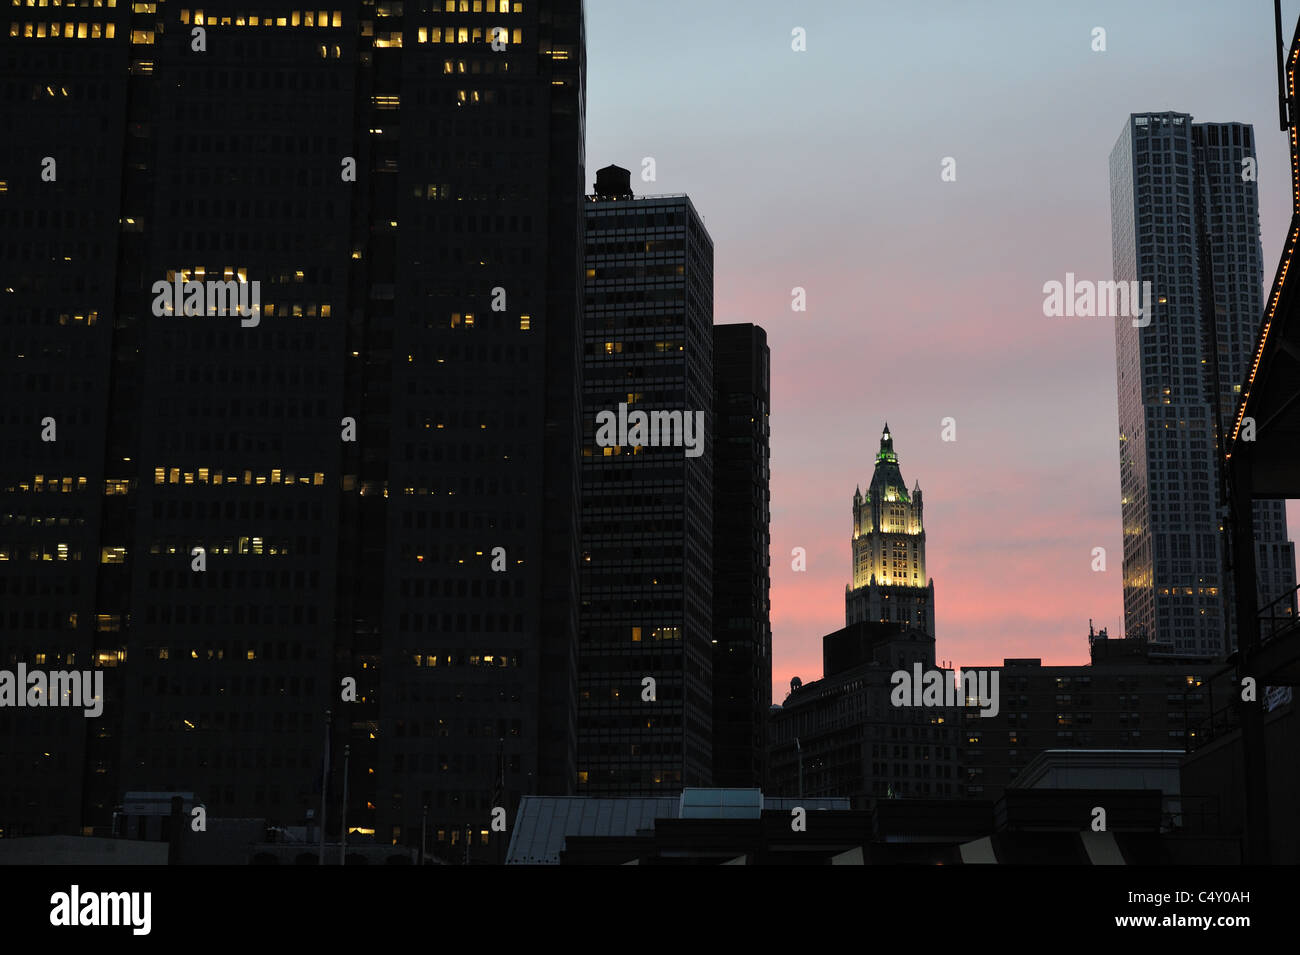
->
[585,0,1300,703]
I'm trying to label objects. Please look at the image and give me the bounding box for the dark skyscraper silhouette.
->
[579,164,714,794]
[0,1,587,863]
[710,323,771,788]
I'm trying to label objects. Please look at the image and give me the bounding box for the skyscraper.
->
[0,1,587,864]
[0,11,128,839]
[710,323,771,789]
[1109,112,1296,656]
[578,164,714,794]
[846,426,934,634]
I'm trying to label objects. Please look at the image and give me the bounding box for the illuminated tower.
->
[845,425,934,634]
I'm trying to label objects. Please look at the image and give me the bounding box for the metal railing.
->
[1189,700,1242,749]
[1258,584,1300,644]
[1162,794,1223,834]
[585,193,689,202]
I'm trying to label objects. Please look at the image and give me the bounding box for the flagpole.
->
[795,737,803,799]
[420,805,428,866]
[318,708,331,865]
[496,738,505,866]
[339,744,350,865]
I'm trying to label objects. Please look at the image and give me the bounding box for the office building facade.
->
[959,646,1221,804]
[578,164,714,794]
[0,1,587,865]
[769,621,960,801]
[1109,112,1295,655]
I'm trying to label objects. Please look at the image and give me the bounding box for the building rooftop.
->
[506,790,849,864]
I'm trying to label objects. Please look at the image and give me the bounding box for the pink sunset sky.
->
[585,0,1300,702]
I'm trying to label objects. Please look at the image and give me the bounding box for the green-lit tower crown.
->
[847,424,934,634]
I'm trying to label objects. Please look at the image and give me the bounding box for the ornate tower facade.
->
[845,425,935,634]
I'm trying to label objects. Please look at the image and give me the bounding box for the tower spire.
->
[849,423,932,635]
